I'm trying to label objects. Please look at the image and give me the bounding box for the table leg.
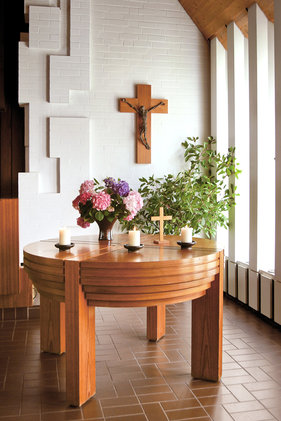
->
[147,305,166,341]
[40,295,65,354]
[191,250,224,381]
[65,261,96,407]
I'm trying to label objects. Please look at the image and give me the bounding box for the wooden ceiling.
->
[178,0,274,48]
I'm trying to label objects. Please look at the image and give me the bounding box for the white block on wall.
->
[49,117,90,192]
[228,260,237,297]
[24,0,58,20]
[29,6,61,51]
[237,263,248,304]
[49,0,90,103]
[260,273,273,319]
[249,269,259,311]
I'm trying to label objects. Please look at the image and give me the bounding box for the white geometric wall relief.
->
[49,117,90,193]
[19,117,92,258]
[49,0,90,103]
[24,0,58,20]
[29,6,61,50]
[19,39,49,104]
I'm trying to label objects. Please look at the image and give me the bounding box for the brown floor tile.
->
[251,389,281,400]
[187,380,222,390]
[269,407,281,419]
[0,298,281,421]
[82,399,104,419]
[222,375,256,385]
[161,398,201,410]
[137,356,170,364]
[100,396,138,408]
[260,398,281,409]
[139,363,163,378]
[163,350,185,362]
[231,409,275,420]
[0,416,41,421]
[246,367,273,382]
[204,405,234,421]
[198,394,238,406]
[133,383,172,395]
[112,379,135,396]
[102,404,143,418]
[226,385,256,402]
[0,406,20,417]
[105,415,147,421]
[41,410,82,421]
[21,399,42,415]
[130,377,166,387]
[244,380,281,391]
[165,406,208,420]
[192,385,230,398]
[142,402,169,421]
[223,400,265,413]
[169,383,194,400]
[137,392,176,404]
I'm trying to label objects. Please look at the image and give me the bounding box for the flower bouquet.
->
[72,177,143,240]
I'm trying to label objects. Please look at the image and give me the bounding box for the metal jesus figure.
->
[121,98,165,150]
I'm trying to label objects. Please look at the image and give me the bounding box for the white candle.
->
[181,226,193,243]
[59,227,71,245]
[128,227,140,246]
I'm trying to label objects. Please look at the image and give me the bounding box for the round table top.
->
[23,233,222,263]
[23,234,223,307]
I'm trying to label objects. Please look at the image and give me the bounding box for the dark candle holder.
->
[124,244,144,252]
[177,241,196,249]
[55,242,74,251]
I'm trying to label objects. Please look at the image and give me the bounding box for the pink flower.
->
[80,191,92,204]
[92,191,111,211]
[77,217,90,228]
[124,211,136,221]
[79,180,95,195]
[123,191,143,215]
[72,195,80,210]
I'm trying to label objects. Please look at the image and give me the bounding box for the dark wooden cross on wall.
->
[119,84,168,164]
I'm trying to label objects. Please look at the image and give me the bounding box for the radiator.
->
[225,258,280,326]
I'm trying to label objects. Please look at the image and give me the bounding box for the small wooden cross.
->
[151,207,172,244]
[119,84,168,164]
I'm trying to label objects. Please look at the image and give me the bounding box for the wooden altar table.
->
[23,235,224,407]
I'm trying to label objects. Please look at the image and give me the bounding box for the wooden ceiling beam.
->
[179,0,274,49]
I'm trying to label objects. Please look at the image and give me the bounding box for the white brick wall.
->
[90,0,210,186]
[18,0,210,255]
[24,0,58,19]
[29,6,60,50]
[19,117,91,256]
[49,0,90,103]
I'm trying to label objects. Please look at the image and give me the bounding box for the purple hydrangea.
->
[112,180,130,197]
[104,177,116,188]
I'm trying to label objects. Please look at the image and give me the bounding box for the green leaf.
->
[95,211,104,221]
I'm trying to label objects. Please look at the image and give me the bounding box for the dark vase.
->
[96,218,117,241]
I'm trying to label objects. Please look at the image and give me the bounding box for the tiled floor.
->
[0,297,281,421]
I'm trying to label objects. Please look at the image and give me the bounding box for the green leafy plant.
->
[120,136,241,238]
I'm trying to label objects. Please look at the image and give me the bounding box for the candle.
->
[59,227,71,245]
[181,226,193,243]
[128,227,140,246]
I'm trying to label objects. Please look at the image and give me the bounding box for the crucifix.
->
[151,207,172,244]
[119,84,168,164]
